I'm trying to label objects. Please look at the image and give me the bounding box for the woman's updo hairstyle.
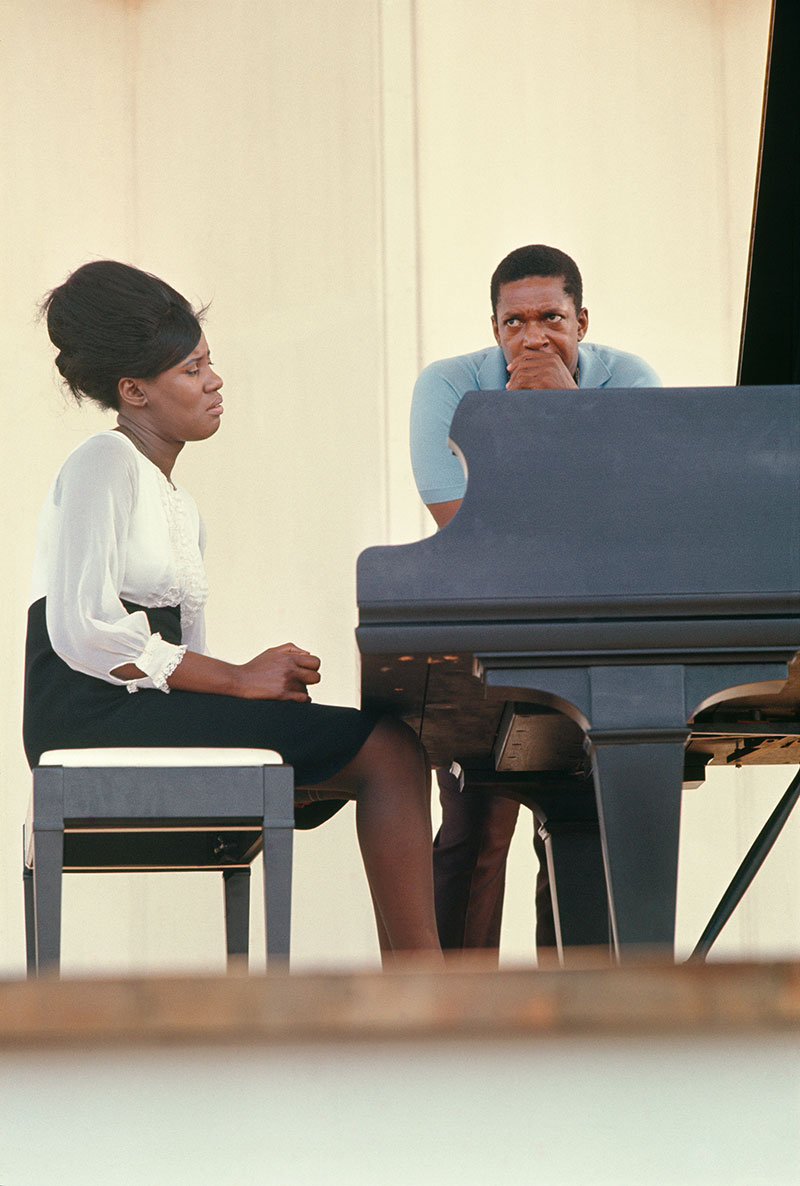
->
[42,260,205,410]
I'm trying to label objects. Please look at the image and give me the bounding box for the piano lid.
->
[738,0,800,385]
[357,385,800,624]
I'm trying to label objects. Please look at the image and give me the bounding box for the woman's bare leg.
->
[312,716,440,960]
[368,886,392,961]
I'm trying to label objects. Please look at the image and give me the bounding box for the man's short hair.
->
[490,245,583,315]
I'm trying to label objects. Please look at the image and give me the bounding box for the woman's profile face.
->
[134,333,224,443]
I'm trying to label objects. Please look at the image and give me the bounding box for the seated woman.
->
[23,260,440,961]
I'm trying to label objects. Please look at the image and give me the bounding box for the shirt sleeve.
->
[45,436,186,692]
[409,362,469,504]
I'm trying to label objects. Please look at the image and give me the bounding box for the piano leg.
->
[584,662,788,958]
[517,779,611,962]
[459,770,610,959]
[479,658,792,962]
[539,818,611,963]
[587,735,685,958]
[480,664,690,959]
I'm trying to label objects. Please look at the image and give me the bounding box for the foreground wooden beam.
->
[2,955,800,1048]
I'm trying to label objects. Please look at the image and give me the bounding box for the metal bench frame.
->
[23,752,294,976]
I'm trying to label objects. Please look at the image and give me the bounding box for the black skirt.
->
[23,599,379,830]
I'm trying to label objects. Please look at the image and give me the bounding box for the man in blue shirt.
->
[410,244,660,956]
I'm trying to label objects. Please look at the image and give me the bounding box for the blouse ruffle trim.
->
[126,632,188,694]
[157,478,208,628]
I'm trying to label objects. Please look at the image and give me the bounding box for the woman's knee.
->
[311,714,427,796]
[342,715,429,793]
[368,715,428,771]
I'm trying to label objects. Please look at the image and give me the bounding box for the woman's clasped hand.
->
[235,642,322,701]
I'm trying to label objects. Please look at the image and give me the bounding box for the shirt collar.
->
[477,347,512,389]
[576,343,612,387]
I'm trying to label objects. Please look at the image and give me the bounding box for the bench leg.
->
[31,827,64,976]
[223,867,251,969]
[262,825,292,968]
[23,856,36,978]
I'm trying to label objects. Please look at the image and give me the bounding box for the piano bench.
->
[23,747,295,977]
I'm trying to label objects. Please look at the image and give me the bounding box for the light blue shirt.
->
[410,342,662,503]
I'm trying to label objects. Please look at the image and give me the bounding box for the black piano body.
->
[357,386,800,958]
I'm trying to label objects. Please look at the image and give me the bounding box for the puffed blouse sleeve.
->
[40,435,187,693]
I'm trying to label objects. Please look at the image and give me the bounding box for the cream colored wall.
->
[412,0,763,384]
[1,0,396,974]
[1,0,791,976]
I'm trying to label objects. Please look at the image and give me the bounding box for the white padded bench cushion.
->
[38,747,283,767]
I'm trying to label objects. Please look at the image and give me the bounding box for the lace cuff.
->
[126,632,187,694]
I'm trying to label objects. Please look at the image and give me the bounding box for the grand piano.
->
[356,0,800,961]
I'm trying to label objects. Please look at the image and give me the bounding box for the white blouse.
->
[30,431,208,693]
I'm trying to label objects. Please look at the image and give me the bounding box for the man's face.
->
[491,275,588,377]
